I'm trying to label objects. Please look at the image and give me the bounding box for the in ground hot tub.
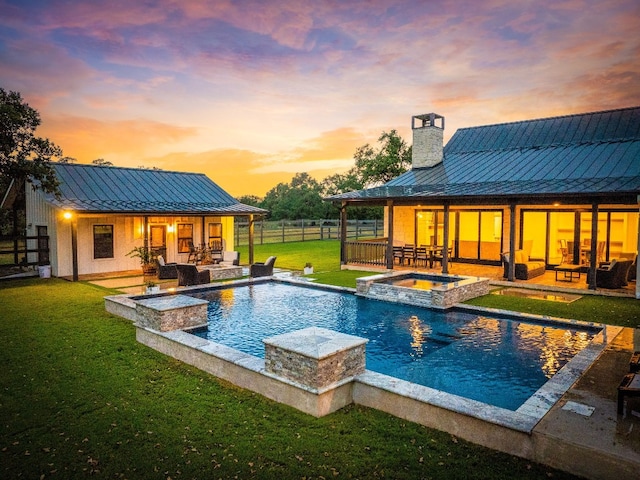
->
[356,271,490,309]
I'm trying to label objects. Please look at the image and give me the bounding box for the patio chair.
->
[587,259,633,289]
[157,255,178,279]
[414,246,429,267]
[176,264,210,286]
[432,246,452,267]
[187,241,200,264]
[250,256,277,277]
[393,246,404,265]
[402,245,415,266]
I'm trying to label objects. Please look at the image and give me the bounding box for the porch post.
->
[442,203,450,274]
[508,202,516,281]
[71,217,78,282]
[143,216,149,250]
[589,203,598,291]
[386,200,394,270]
[340,203,347,265]
[636,198,640,299]
[248,215,255,265]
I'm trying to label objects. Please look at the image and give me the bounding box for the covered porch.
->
[342,259,637,298]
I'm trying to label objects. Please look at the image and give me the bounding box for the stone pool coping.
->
[105,275,619,472]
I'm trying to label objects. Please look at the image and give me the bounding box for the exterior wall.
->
[25,187,60,271]
[25,185,238,277]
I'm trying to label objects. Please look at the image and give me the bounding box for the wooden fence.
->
[234,219,384,246]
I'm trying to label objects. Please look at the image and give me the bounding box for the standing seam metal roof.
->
[44,163,267,215]
[329,106,640,202]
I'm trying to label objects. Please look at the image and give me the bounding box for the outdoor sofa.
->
[501,250,546,280]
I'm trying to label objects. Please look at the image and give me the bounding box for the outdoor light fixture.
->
[167,225,175,233]
[63,211,73,220]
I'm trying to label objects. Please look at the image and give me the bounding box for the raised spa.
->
[356,271,491,308]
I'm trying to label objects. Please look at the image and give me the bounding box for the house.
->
[327,107,640,298]
[19,163,266,280]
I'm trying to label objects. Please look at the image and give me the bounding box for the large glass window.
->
[93,225,114,259]
[177,224,193,253]
[522,211,548,260]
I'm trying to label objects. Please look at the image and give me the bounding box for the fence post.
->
[301,219,305,242]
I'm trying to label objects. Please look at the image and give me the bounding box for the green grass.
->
[466,288,640,328]
[237,239,342,272]
[0,278,579,479]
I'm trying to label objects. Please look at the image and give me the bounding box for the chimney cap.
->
[412,113,444,130]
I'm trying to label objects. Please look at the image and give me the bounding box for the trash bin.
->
[38,265,51,278]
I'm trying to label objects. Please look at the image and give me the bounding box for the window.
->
[94,225,114,259]
[208,222,223,250]
[177,224,193,253]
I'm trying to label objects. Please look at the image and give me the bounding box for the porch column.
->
[442,203,450,274]
[201,216,206,246]
[340,203,347,265]
[143,216,149,250]
[636,199,640,299]
[71,216,78,282]
[508,202,516,281]
[588,203,598,291]
[386,200,394,270]
[248,214,255,265]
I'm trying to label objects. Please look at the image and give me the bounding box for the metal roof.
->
[329,106,640,204]
[44,163,267,215]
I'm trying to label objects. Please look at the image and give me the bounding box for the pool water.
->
[193,282,596,410]
[383,278,446,289]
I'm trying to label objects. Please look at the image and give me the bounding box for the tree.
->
[353,129,411,187]
[0,88,62,195]
[260,173,329,220]
[92,158,113,166]
[236,194,262,207]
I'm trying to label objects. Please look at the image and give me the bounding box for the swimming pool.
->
[192,282,597,411]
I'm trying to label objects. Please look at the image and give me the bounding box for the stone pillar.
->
[264,327,367,392]
[135,295,208,331]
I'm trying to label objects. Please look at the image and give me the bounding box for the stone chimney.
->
[411,113,444,168]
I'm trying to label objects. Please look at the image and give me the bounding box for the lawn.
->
[0,277,581,479]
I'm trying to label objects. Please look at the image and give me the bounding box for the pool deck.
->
[96,271,640,479]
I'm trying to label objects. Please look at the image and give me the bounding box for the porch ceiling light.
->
[63,211,73,220]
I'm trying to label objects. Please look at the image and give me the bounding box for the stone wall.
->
[356,272,491,309]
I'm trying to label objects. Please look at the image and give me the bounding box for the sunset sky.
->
[1,0,639,197]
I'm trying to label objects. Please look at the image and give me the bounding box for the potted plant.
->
[127,246,158,275]
[145,280,160,294]
[303,262,313,275]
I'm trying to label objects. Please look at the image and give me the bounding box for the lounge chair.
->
[587,259,633,289]
[157,255,177,279]
[250,256,276,277]
[176,264,210,286]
